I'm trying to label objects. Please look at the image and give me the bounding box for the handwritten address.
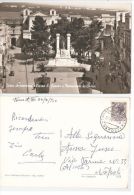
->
[7,110,127,180]
[59,128,127,179]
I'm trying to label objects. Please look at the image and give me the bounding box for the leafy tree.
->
[31,16,49,46]
[22,39,33,59]
[72,27,90,56]
[71,18,84,30]
[50,17,85,51]
[22,16,50,63]
[50,17,70,51]
[89,20,103,51]
[49,17,102,58]
[22,39,50,61]
[69,18,84,41]
[73,20,103,57]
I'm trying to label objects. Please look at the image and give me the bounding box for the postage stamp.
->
[100,102,127,133]
[111,102,126,121]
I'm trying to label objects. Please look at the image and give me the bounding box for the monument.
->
[55,33,71,59]
[47,33,91,70]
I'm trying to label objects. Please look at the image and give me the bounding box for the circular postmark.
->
[100,107,127,133]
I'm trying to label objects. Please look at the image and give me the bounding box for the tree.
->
[22,39,32,59]
[31,16,50,46]
[50,17,70,51]
[22,16,50,64]
[72,27,90,56]
[74,20,103,57]
[31,16,50,60]
[69,18,84,41]
[89,20,103,51]
[50,17,85,51]
[49,17,102,58]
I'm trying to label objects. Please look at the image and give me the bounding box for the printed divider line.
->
[18,161,56,164]
[60,129,62,138]
[60,129,62,156]
[81,173,96,178]
[60,140,62,156]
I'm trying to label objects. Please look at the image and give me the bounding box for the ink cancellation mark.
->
[100,102,127,133]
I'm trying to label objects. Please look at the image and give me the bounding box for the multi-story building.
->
[22,8,61,40]
[98,14,115,51]
[0,22,11,65]
[101,14,115,36]
[0,11,22,47]
[0,22,11,83]
[115,12,131,88]
[124,13,131,72]
[115,12,126,63]
[115,12,127,29]
[22,9,92,40]
[6,20,22,47]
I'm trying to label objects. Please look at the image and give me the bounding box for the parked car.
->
[100,55,104,62]
[9,71,14,76]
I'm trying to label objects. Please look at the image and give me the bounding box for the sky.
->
[0,0,131,11]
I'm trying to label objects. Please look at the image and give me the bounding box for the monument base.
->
[47,57,79,67]
[47,48,91,71]
[46,57,91,71]
[56,49,71,59]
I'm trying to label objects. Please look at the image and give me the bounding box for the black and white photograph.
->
[0,0,131,94]
[0,0,133,192]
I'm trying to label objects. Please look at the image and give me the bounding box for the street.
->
[2,43,129,94]
[3,48,83,93]
[86,42,129,94]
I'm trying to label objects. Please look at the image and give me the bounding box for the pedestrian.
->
[113,74,116,80]
[54,77,56,83]
[32,84,35,90]
[92,67,94,73]
[96,74,98,80]
[118,77,123,92]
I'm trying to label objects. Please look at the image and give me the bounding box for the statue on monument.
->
[60,36,66,49]
[55,33,71,59]
[62,40,65,49]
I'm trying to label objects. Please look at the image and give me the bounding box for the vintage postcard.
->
[0,96,130,188]
[0,0,131,94]
[0,0,132,191]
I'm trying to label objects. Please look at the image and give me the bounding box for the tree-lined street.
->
[3,48,83,93]
[1,6,131,94]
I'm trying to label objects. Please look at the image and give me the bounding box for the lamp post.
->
[2,54,6,89]
[25,59,29,93]
[24,51,29,93]
[32,50,35,73]
[31,39,37,73]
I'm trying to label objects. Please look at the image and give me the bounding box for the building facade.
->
[9,24,22,47]
[0,11,22,47]
[101,14,115,37]
[0,22,11,85]
[22,8,61,40]
[0,22,11,66]
[115,12,131,88]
